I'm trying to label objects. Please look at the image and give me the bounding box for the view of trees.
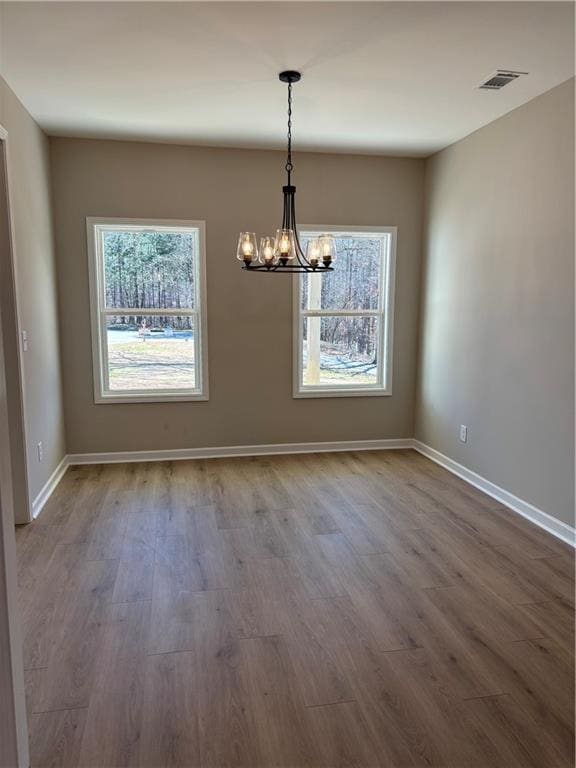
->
[301,236,382,312]
[103,230,197,330]
[300,235,385,384]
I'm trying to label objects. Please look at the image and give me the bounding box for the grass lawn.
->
[107,338,195,390]
[302,342,377,386]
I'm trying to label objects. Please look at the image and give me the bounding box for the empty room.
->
[0,2,574,767]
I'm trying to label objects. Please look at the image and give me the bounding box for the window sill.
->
[94,392,208,404]
[293,388,392,399]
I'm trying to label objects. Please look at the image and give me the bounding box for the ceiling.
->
[0,1,574,156]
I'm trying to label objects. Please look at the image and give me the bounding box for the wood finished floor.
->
[16,449,574,768]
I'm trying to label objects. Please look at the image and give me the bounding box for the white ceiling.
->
[0,2,573,156]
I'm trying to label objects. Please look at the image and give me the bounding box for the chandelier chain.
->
[286,81,293,176]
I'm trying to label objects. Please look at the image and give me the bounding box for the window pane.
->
[302,316,379,387]
[102,229,197,310]
[105,315,196,392]
[300,235,385,311]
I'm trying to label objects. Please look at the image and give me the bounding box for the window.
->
[294,226,396,397]
[87,218,208,403]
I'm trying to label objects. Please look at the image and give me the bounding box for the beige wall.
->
[416,79,575,526]
[49,139,424,453]
[0,76,66,521]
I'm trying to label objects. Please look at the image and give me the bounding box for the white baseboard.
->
[31,455,69,519]
[67,438,413,466]
[413,440,575,548]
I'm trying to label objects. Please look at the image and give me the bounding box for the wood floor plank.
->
[170,459,213,506]
[303,700,383,768]
[140,651,200,768]
[15,522,64,595]
[197,535,252,590]
[515,552,575,603]
[517,598,575,649]
[86,489,130,561]
[318,536,422,651]
[16,451,573,768]
[148,563,204,654]
[401,588,511,700]
[34,558,119,712]
[345,450,443,530]
[276,595,356,707]
[465,693,574,768]
[24,667,47,718]
[240,456,293,511]
[112,558,155,603]
[271,456,341,535]
[238,634,319,767]
[430,519,558,605]
[29,708,87,768]
[459,504,570,559]
[221,509,293,560]
[300,601,444,766]
[155,482,196,539]
[246,555,311,604]
[306,594,388,671]
[119,507,157,563]
[372,647,503,767]
[498,638,575,739]
[219,587,283,639]
[58,482,108,546]
[207,460,260,529]
[193,590,263,768]
[33,469,93,526]
[77,601,151,768]
[155,533,191,572]
[185,504,221,556]
[273,518,346,599]
[421,581,546,644]
[20,544,91,670]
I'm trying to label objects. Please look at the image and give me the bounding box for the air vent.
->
[478,70,527,90]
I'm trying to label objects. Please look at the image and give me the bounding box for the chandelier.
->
[236,71,336,273]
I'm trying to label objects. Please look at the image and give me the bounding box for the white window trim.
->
[292,225,397,399]
[87,217,209,404]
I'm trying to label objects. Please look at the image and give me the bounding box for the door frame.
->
[0,124,32,523]
[0,123,30,767]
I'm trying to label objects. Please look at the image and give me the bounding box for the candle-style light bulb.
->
[236,232,258,266]
[274,229,295,264]
[259,236,276,266]
[318,233,336,266]
[306,238,321,267]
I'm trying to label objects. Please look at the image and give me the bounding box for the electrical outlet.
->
[459,425,468,443]
[37,441,43,462]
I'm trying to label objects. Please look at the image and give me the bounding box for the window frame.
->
[87,217,209,404]
[292,225,397,399]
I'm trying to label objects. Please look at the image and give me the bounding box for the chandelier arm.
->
[243,264,333,273]
[288,189,294,231]
[282,186,288,229]
[289,188,311,267]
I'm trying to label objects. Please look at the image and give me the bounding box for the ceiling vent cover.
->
[478,70,527,90]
